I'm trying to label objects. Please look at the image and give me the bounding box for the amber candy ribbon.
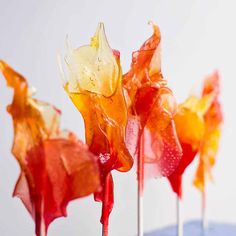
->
[0,61,100,236]
[62,23,133,235]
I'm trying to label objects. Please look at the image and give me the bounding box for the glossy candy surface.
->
[123,23,182,194]
[0,61,100,236]
[63,23,133,234]
[168,94,214,198]
[193,72,223,192]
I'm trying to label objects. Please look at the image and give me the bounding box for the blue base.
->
[145,221,236,236]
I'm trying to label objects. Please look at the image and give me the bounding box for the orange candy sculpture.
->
[123,23,182,193]
[194,72,223,193]
[168,93,215,198]
[62,23,133,236]
[0,61,100,236]
[168,72,222,198]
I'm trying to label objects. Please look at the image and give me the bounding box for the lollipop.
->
[168,94,215,197]
[123,23,182,236]
[167,93,215,236]
[0,61,100,236]
[193,72,223,229]
[61,23,133,236]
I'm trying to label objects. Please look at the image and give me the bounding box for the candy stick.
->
[40,203,46,236]
[202,180,208,230]
[167,96,208,236]
[137,132,144,236]
[177,197,183,236]
[0,60,100,236]
[202,191,206,230]
[63,23,133,236]
[137,192,144,236]
[102,174,112,236]
[193,72,223,232]
[123,23,182,236]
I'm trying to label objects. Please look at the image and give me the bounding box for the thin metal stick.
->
[177,197,183,236]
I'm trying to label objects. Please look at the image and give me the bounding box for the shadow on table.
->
[144,220,236,236]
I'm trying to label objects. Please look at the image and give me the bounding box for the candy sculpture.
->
[0,61,100,236]
[61,23,133,236]
[0,21,224,236]
[168,92,216,235]
[194,72,223,229]
[123,23,182,236]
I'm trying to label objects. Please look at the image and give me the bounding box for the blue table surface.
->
[144,221,236,236]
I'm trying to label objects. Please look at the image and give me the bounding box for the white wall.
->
[0,0,235,235]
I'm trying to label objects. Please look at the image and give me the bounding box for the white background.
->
[0,0,236,235]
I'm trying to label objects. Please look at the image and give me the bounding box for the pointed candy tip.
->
[148,20,154,26]
[213,70,220,81]
[0,60,5,71]
[65,35,72,52]
[97,22,105,30]
[148,20,160,36]
[96,22,106,39]
[203,70,221,95]
[90,22,110,50]
[57,53,68,86]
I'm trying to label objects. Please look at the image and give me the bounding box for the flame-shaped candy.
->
[0,61,100,236]
[62,23,133,235]
[193,72,223,192]
[123,23,182,193]
[168,94,214,198]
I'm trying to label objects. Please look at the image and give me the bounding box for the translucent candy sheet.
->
[193,72,223,192]
[63,23,133,233]
[123,23,182,193]
[0,61,100,236]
